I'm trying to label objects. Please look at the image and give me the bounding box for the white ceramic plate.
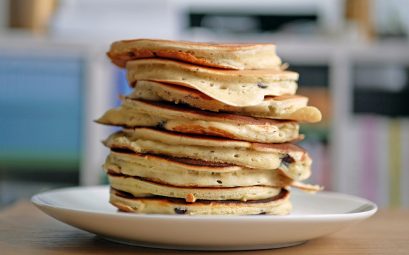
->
[32,186,377,251]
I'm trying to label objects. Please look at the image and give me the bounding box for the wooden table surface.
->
[0,201,408,255]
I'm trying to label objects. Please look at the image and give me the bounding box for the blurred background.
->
[0,0,408,209]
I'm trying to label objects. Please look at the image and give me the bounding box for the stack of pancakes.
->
[97,39,322,215]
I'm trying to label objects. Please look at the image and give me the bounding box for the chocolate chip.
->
[281,154,295,167]
[156,120,167,129]
[257,82,268,89]
[174,208,187,214]
[217,180,222,184]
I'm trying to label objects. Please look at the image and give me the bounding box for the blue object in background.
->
[0,55,84,169]
[115,68,132,106]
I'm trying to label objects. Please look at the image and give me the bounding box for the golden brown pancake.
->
[107,38,282,70]
[99,38,323,217]
[104,151,294,187]
[130,80,322,123]
[110,188,292,215]
[96,98,301,143]
[103,128,312,180]
[108,173,282,202]
[126,59,298,106]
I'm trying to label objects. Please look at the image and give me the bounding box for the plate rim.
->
[31,185,378,221]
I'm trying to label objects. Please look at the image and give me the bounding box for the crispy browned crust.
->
[110,150,239,169]
[111,187,289,205]
[107,127,307,157]
[164,125,302,144]
[132,99,296,126]
[130,81,323,123]
[112,201,134,212]
[107,170,293,189]
[121,127,305,152]
[169,125,242,140]
[107,39,278,69]
[109,49,229,69]
[126,59,297,80]
[108,173,280,189]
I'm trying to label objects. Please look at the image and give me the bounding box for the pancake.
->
[108,173,282,202]
[103,129,312,180]
[130,80,322,123]
[96,98,301,143]
[119,127,301,152]
[107,38,282,70]
[104,151,295,187]
[126,59,298,106]
[110,188,292,215]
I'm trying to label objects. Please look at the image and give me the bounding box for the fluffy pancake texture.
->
[108,174,281,202]
[126,59,298,106]
[98,38,321,215]
[130,81,322,123]
[96,98,301,143]
[103,128,312,180]
[104,151,294,187]
[110,188,292,215]
[107,38,282,70]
